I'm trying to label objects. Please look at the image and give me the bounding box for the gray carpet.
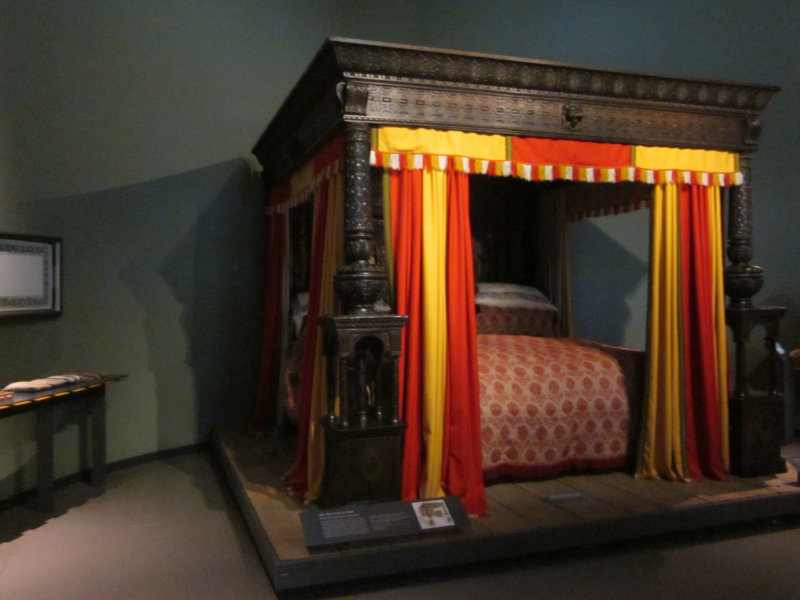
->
[1,450,799,599]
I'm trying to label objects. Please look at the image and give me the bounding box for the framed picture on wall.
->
[0,233,62,318]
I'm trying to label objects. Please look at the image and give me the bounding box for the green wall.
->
[0,160,264,499]
[1,1,798,500]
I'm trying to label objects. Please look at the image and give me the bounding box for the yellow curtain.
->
[633,146,736,173]
[419,167,448,499]
[634,145,733,480]
[376,127,507,160]
[637,181,729,481]
[306,173,344,500]
[708,185,730,471]
[639,183,686,480]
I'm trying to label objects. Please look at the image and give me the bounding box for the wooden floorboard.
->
[214,427,800,592]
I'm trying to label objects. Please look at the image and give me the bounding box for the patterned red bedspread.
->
[478,334,630,481]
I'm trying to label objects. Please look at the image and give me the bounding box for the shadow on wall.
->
[569,215,649,349]
[10,159,265,458]
[156,160,266,441]
[117,159,266,446]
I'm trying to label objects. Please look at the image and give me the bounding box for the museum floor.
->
[1,443,800,599]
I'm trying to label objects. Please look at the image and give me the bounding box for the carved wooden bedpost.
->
[724,139,787,477]
[334,121,387,314]
[318,120,407,507]
[724,151,763,308]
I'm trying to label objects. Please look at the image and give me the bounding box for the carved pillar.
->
[320,118,407,507]
[723,138,787,477]
[724,153,763,308]
[334,121,387,314]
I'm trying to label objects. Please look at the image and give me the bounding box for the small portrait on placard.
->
[412,500,454,530]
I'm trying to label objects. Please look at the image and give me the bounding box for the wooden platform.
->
[213,427,800,592]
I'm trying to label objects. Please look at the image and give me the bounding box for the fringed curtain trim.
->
[265,134,344,215]
[372,127,741,191]
[371,150,742,187]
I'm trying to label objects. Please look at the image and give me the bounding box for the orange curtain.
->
[388,160,487,515]
[511,137,631,167]
[389,168,425,500]
[443,166,487,514]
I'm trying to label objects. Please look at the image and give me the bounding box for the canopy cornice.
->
[252,38,779,189]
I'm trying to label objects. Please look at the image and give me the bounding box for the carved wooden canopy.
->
[252,37,779,189]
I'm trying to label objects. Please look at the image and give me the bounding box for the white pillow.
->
[291,292,309,312]
[475,283,557,311]
[291,292,310,337]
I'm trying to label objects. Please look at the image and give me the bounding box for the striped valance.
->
[371,127,742,187]
[370,152,742,187]
[268,127,742,216]
[266,133,343,214]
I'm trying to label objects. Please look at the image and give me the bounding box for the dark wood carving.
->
[361,84,749,149]
[252,38,779,187]
[318,313,407,507]
[334,122,387,315]
[724,154,763,307]
[727,306,787,476]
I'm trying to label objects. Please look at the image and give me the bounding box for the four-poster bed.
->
[250,38,784,514]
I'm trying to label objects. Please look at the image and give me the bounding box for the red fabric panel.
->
[285,185,329,499]
[442,168,487,515]
[266,179,290,209]
[681,185,726,480]
[251,211,287,435]
[390,169,425,502]
[313,131,343,174]
[679,187,700,479]
[511,137,631,167]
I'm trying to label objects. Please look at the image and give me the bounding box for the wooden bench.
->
[0,374,127,506]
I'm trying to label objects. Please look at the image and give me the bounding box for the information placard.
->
[300,496,469,548]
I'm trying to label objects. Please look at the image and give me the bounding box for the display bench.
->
[0,374,127,507]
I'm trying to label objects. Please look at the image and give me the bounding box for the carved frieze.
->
[331,39,776,113]
[253,38,779,185]
[359,82,748,150]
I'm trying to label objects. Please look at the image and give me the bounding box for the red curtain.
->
[442,167,487,514]
[285,184,329,498]
[389,168,425,501]
[511,137,631,167]
[251,182,289,435]
[679,184,726,480]
[389,163,487,515]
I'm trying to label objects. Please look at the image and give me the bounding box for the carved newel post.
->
[724,149,787,477]
[334,122,387,314]
[318,121,408,507]
[724,153,763,309]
